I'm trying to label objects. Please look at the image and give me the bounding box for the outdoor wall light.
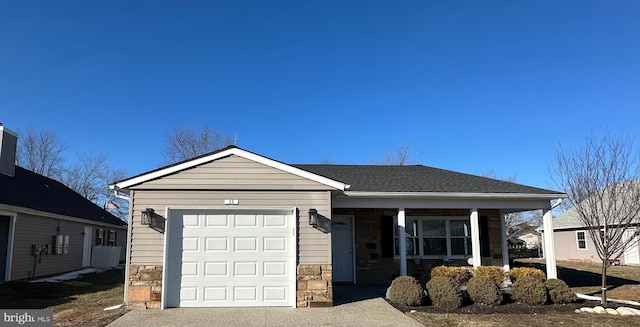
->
[141,208,154,225]
[308,209,318,226]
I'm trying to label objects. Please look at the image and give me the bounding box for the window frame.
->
[576,231,587,250]
[393,216,472,259]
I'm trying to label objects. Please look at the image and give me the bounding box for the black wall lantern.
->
[141,208,154,225]
[308,209,318,226]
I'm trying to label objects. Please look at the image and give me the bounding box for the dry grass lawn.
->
[407,259,640,327]
[0,268,127,327]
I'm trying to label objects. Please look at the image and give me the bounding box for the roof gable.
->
[0,166,126,227]
[114,146,349,191]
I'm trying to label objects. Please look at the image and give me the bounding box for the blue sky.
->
[1,1,638,190]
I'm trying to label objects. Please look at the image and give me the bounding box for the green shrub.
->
[545,279,576,304]
[388,276,425,306]
[473,266,506,286]
[466,276,503,306]
[511,277,548,305]
[508,267,546,282]
[426,277,463,309]
[430,266,471,288]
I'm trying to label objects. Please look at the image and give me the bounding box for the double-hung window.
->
[394,218,419,256]
[393,216,472,258]
[576,231,587,250]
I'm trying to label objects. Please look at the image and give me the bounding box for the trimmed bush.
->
[467,276,503,306]
[388,276,425,306]
[430,266,471,288]
[511,277,548,305]
[473,266,506,286]
[426,277,463,309]
[508,267,546,282]
[545,279,576,304]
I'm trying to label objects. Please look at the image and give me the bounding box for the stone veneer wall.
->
[127,264,332,309]
[296,264,333,307]
[127,265,163,309]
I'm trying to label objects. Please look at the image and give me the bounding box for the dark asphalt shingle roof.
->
[0,166,126,227]
[292,164,563,194]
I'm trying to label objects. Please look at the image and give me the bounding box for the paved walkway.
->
[107,297,423,327]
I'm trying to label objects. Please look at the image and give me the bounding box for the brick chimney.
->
[0,124,18,177]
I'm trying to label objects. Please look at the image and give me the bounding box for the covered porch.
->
[330,194,561,284]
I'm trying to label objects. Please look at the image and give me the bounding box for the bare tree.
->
[17,129,67,179]
[376,144,420,165]
[16,128,129,221]
[163,124,235,164]
[482,171,529,239]
[552,133,640,305]
[62,152,112,201]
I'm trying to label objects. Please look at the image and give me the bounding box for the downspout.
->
[551,198,563,210]
[109,184,132,305]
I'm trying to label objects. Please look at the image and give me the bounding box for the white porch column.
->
[398,208,407,276]
[470,208,482,267]
[499,212,510,271]
[542,207,558,279]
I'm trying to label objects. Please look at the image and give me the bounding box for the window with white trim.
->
[393,217,472,258]
[576,231,587,250]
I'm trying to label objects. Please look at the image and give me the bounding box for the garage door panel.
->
[205,237,228,252]
[234,214,258,227]
[167,209,296,308]
[204,262,228,277]
[205,214,229,227]
[234,237,258,251]
[264,214,287,227]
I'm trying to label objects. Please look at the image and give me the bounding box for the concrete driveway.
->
[107,297,423,327]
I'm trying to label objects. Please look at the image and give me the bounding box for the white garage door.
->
[165,209,296,308]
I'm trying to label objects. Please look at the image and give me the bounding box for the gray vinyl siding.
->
[10,213,126,280]
[129,189,332,266]
[135,155,333,190]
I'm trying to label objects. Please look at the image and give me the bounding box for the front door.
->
[331,216,354,283]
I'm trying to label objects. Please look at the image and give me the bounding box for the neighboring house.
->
[0,125,127,282]
[111,146,566,309]
[510,223,541,249]
[538,206,640,266]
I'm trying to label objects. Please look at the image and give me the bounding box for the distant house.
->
[510,223,541,249]
[538,206,640,266]
[0,125,127,281]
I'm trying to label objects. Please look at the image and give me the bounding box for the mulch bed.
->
[388,297,623,315]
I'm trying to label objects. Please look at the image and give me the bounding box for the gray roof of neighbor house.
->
[292,164,563,195]
[0,166,126,227]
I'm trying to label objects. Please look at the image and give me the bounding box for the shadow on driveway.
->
[333,283,388,306]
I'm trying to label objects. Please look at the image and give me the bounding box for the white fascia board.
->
[0,204,128,229]
[342,191,567,199]
[114,147,348,191]
[0,126,18,137]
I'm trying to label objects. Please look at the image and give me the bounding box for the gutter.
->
[341,191,568,200]
[109,184,130,201]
